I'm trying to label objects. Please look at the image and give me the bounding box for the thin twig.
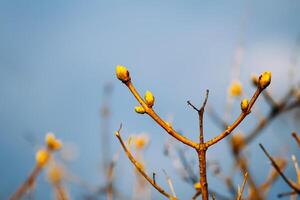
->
[115,126,176,199]
[199,90,209,145]
[259,144,300,193]
[106,153,119,200]
[245,89,298,145]
[153,173,156,185]
[169,145,231,200]
[163,169,177,198]
[10,165,42,200]
[188,101,200,112]
[189,90,210,200]
[236,172,248,200]
[234,154,262,200]
[54,183,69,200]
[291,155,300,186]
[277,191,297,198]
[211,193,216,200]
[206,87,263,148]
[125,81,198,149]
[292,132,300,147]
[191,190,202,200]
[197,90,209,200]
[117,69,271,200]
[259,158,287,195]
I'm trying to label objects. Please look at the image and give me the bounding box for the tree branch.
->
[206,88,262,148]
[115,125,176,199]
[292,132,300,148]
[189,90,209,200]
[236,172,248,200]
[125,81,198,149]
[259,144,300,194]
[10,165,42,200]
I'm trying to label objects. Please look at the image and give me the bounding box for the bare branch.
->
[153,173,156,185]
[191,190,202,200]
[126,81,198,149]
[236,172,248,200]
[245,89,299,145]
[115,127,176,199]
[200,90,209,111]
[206,88,263,148]
[163,169,177,198]
[211,193,216,200]
[259,158,287,195]
[259,144,300,193]
[187,100,200,112]
[195,90,210,199]
[277,191,297,198]
[10,165,42,200]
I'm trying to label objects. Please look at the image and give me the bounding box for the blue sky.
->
[0,0,300,199]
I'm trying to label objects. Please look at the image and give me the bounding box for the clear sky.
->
[0,0,300,199]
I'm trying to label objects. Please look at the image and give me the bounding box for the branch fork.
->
[115,66,270,199]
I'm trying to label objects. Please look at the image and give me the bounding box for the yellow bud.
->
[36,149,50,167]
[229,81,242,97]
[134,134,149,149]
[144,90,155,107]
[136,161,145,171]
[46,133,62,151]
[165,122,172,127]
[194,182,201,190]
[134,106,146,114]
[241,98,249,112]
[114,131,120,137]
[47,164,63,184]
[258,71,271,89]
[116,65,130,83]
[231,133,245,153]
[135,138,145,149]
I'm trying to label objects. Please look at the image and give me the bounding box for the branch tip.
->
[118,123,122,132]
[200,89,209,111]
[187,100,200,112]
